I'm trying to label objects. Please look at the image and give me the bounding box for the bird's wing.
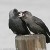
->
[32,16,49,32]
[9,18,28,34]
[9,18,18,33]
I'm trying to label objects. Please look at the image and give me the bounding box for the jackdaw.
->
[9,9,30,35]
[19,11,50,43]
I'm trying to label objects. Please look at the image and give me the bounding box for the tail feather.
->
[43,32,50,43]
[46,36,50,43]
[47,32,50,36]
[46,34,50,43]
[46,32,50,36]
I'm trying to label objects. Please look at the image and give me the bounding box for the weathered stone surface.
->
[15,34,46,50]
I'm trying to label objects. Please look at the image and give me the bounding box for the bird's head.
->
[9,9,20,18]
[18,11,33,20]
[13,9,20,16]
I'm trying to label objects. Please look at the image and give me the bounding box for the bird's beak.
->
[18,11,24,18]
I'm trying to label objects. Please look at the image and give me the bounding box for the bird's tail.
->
[47,32,50,36]
[45,32,50,43]
[43,32,50,43]
[46,36,50,43]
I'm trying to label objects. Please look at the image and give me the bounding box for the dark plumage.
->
[19,11,50,43]
[9,9,30,35]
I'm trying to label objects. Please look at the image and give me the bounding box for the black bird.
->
[9,9,30,35]
[19,11,50,43]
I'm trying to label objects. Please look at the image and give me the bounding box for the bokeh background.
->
[0,0,50,50]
